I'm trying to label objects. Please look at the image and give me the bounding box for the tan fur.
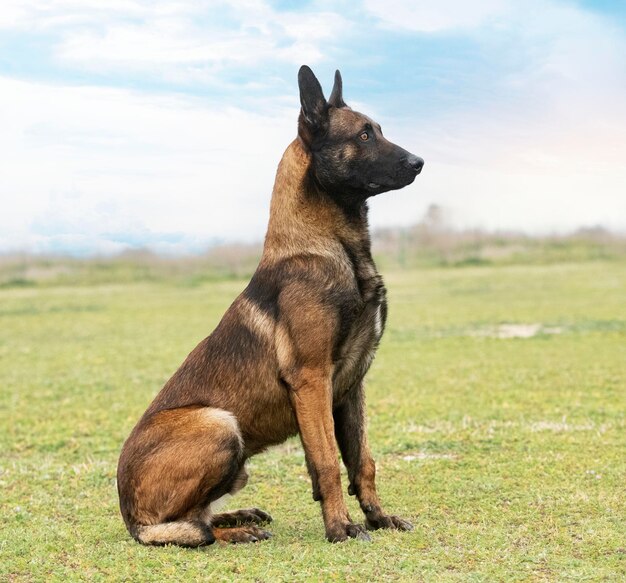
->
[119,406,243,529]
[212,526,271,543]
[136,522,208,547]
[237,296,275,340]
[263,140,362,267]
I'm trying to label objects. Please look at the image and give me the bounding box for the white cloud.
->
[1,1,625,254]
[3,0,349,77]
[0,0,149,30]
[0,76,297,254]
[364,0,510,32]
[363,0,626,233]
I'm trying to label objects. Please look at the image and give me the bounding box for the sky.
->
[1,0,625,255]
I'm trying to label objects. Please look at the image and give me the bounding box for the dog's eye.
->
[359,131,369,141]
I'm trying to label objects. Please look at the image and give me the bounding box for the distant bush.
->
[373,205,626,270]
[1,211,624,287]
[0,277,35,288]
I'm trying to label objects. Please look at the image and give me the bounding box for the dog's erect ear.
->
[328,69,346,108]
[298,65,328,140]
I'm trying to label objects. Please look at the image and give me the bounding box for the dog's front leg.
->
[288,369,370,542]
[334,384,413,532]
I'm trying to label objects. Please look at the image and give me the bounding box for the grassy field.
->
[1,261,625,581]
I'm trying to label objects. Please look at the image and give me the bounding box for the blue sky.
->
[1,0,625,254]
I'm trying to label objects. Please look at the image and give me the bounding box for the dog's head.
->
[297,66,423,202]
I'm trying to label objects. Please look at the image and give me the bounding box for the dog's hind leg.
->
[204,466,273,542]
[211,507,273,527]
[118,406,246,547]
[212,525,273,543]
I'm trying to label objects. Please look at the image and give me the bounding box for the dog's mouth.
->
[368,171,419,193]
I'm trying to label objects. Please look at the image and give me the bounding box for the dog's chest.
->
[333,267,387,397]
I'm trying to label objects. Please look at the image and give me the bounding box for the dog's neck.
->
[263,139,371,263]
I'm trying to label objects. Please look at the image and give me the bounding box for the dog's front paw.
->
[326,522,371,543]
[365,513,413,531]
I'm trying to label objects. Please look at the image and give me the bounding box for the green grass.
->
[1,261,625,581]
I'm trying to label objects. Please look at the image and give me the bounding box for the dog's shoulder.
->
[243,252,356,313]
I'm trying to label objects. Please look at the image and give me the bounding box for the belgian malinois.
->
[117,66,424,546]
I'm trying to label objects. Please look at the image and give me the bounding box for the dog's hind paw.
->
[213,525,273,544]
[211,507,273,527]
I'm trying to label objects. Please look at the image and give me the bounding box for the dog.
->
[117,65,424,546]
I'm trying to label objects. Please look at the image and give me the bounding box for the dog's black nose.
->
[407,155,424,174]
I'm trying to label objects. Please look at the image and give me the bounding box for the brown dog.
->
[117,66,424,546]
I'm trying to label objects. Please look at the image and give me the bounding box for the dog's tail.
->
[131,521,215,547]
